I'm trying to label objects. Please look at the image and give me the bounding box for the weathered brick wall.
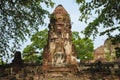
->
[0,62,120,80]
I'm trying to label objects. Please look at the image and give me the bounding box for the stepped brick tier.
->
[42,5,79,73]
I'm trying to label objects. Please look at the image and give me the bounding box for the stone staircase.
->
[44,66,75,78]
[48,66,71,72]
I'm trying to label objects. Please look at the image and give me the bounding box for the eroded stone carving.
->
[42,5,79,72]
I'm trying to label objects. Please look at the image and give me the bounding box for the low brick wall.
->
[0,62,120,80]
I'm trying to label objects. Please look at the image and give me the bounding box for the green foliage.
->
[72,31,94,61]
[72,31,81,41]
[0,58,6,65]
[0,59,3,65]
[23,30,94,63]
[23,29,48,64]
[0,0,54,60]
[76,0,85,4]
[77,0,120,41]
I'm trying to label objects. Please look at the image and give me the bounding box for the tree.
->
[23,30,94,64]
[0,0,54,60]
[76,0,120,42]
[23,29,48,64]
[72,31,94,61]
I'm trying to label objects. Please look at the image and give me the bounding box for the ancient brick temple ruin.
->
[42,5,79,73]
[1,5,120,80]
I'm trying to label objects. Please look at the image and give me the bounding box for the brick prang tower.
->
[42,5,79,72]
